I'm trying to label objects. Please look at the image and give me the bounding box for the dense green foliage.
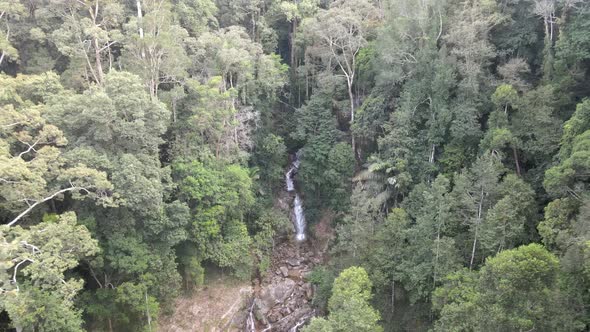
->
[1,0,590,331]
[304,267,382,332]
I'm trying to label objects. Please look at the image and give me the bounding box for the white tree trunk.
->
[137,0,145,58]
[470,188,485,269]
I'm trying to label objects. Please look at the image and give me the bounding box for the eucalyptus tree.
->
[0,73,113,226]
[51,0,124,85]
[451,155,534,268]
[270,0,318,69]
[123,0,191,99]
[302,0,378,154]
[0,1,25,67]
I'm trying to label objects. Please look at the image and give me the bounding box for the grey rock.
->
[280,266,289,277]
[286,258,301,267]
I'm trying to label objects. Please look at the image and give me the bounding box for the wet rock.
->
[245,238,323,331]
[273,307,314,331]
[277,197,290,212]
[280,307,291,316]
[288,269,301,279]
[268,312,281,323]
[286,258,301,267]
[280,266,289,277]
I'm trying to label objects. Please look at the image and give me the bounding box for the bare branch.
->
[8,186,89,226]
[17,139,40,158]
[20,241,40,254]
[11,258,34,291]
[88,265,103,288]
[98,41,117,52]
[1,121,24,128]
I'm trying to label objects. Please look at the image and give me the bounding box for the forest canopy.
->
[1,0,590,331]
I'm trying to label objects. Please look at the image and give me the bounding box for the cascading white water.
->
[293,194,306,241]
[246,300,256,332]
[286,152,306,241]
[286,168,296,192]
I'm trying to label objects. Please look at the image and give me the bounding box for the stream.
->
[243,151,318,331]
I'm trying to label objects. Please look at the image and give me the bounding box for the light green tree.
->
[123,0,191,98]
[0,212,99,331]
[433,244,577,331]
[0,73,113,226]
[304,266,382,332]
[0,1,25,67]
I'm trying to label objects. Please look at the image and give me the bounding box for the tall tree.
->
[0,1,25,68]
[123,0,191,98]
[51,0,124,85]
[303,0,378,155]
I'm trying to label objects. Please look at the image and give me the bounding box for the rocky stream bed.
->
[244,238,324,331]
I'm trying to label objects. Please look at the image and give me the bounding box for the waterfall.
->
[293,194,306,241]
[286,152,306,241]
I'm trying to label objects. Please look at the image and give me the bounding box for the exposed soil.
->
[158,275,252,332]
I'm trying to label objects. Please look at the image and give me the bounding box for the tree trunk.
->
[391,280,395,313]
[136,0,145,59]
[433,222,441,287]
[430,144,436,164]
[549,13,554,41]
[94,37,104,84]
[0,12,9,67]
[470,188,485,269]
[172,97,177,123]
[513,146,521,176]
[150,77,157,99]
[290,19,297,74]
[348,81,356,157]
[470,223,479,270]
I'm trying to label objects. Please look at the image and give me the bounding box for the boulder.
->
[288,269,301,279]
[280,307,291,316]
[258,278,296,309]
[286,258,301,267]
[279,266,289,277]
[268,312,281,323]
